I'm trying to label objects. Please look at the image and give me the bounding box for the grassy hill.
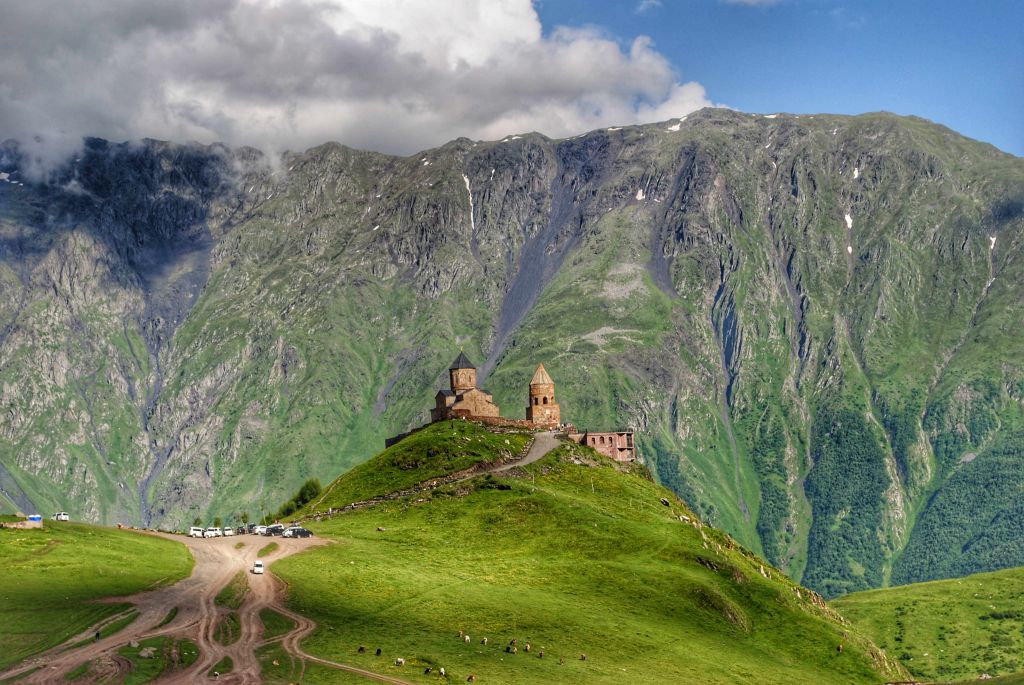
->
[0,522,193,670]
[273,421,906,684]
[834,566,1024,682]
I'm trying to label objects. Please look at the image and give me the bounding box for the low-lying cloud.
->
[0,0,716,173]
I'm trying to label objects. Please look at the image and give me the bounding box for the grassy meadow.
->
[834,566,1024,682]
[0,522,192,670]
[273,428,905,685]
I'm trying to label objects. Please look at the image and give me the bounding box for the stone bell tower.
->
[526,363,560,428]
[449,351,477,393]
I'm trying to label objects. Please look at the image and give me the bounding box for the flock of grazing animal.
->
[355,630,588,681]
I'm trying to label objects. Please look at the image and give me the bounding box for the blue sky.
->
[536,0,1024,156]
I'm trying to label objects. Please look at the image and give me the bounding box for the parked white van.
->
[204,527,222,538]
[252,560,264,575]
[188,526,205,538]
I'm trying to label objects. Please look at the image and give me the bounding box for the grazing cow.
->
[538,651,544,658]
[464,635,471,643]
[580,654,587,661]
[509,638,517,645]
[440,667,446,677]
[467,675,476,682]
[375,648,382,656]
[524,643,530,652]
[395,658,405,666]
[512,647,518,654]
[424,667,432,674]
[358,645,366,653]
[505,646,511,653]
[481,637,488,645]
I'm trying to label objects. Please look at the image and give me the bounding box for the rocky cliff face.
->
[1,109,1022,595]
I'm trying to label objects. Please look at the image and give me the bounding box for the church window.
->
[542,396,548,405]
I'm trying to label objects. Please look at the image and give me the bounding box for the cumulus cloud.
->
[0,0,716,172]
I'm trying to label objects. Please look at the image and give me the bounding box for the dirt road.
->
[0,532,370,685]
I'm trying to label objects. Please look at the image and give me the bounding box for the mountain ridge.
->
[1,108,1022,597]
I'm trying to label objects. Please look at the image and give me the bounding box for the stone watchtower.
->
[449,351,477,392]
[526,363,560,428]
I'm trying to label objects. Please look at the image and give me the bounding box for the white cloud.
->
[722,0,781,6]
[0,0,716,173]
[636,0,663,13]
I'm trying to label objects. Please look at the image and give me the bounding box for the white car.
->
[53,512,70,522]
[188,526,205,538]
[253,525,268,535]
[204,527,222,538]
[252,560,264,575]
[222,527,235,537]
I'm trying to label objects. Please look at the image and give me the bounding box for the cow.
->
[524,643,530,652]
[395,658,405,666]
[538,651,544,658]
[580,654,587,661]
[358,645,365,653]
[440,667,446,677]
[467,675,476,682]
[481,637,488,645]
[375,648,382,656]
[463,635,471,643]
[424,667,432,675]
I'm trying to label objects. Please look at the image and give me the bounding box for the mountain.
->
[272,419,908,685]
[1,109,1022,597]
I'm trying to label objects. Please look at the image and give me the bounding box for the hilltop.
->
[1,109,1022,597]
[269,420,907,684]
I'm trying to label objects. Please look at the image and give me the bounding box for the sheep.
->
[509,638,517,646]
[524,643,530,652]
[837,644,844,653]
[467,675,476,682]
[512,647,518,654]
[463,634,471,643]
[538,651,544,658]
[559,657,564,665]
[480,637,488,645]
[424,667,432,674]
[395,658,405,666]
[458,630,464,638]
[505,646,511,653]
[580,653,587,661]
[440,667,446,677]
[358,645,366,653]
[375,648,382,656]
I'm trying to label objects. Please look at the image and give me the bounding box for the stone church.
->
[430,352,501,422]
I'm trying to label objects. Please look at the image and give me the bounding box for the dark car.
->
[265,524,285,536]
[283,527,313,538]
[247,523,258,534]
[236,526,246,535]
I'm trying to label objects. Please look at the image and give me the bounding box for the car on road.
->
[204,527,222,538]
[246,523,258,534]
[253,525,268,535]
[236,526,246,535]
[188,526,205,538]
[282,527,313,538]
[264,524,285,536]
[252,560,264,575]
[52,512,70,522]
[222,527,234,536]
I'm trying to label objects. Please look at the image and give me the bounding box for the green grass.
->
[63,662,89,680]
[303,420,532,514]
[115,637,199,685]
[234,541,245,549]
[0,514,25,523]
[68,610,139,648]
[272,437,907,685]
[155,607,178,628]
[259,608,296,640]
[208,655,233,677]
[214,612,241,646]
[834,565,1024,682]
[257,643,370,684]
[214,570,249,610]
[257,542,279,557]
[0,523,193,670]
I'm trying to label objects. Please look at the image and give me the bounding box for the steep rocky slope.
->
[1,109,1022,596]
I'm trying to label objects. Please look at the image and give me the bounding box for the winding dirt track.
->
[0,533,415,685]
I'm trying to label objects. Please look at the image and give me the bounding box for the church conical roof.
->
[530,363,553,385]
[449,351,476,370]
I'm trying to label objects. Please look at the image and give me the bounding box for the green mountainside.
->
[835,565,1024,682]
[1,109,1022,596]
[273,420,907,685]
